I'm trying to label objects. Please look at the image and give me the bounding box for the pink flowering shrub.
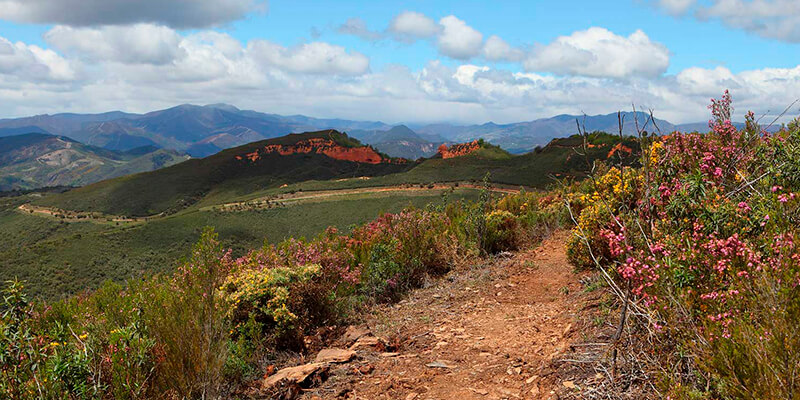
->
[578,91,800,398]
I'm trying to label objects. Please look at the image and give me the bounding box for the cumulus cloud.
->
[436,16,484,60]
[0,0,264,28]
[388,11,441,41]
[0,36,76,82]
[248,41,369,76]
[482,35,525,62]
[45,24,184,65]
[524,27,670,78]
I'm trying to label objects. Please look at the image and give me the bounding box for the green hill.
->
[36,130,413,216]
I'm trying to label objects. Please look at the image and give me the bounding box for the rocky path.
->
[259,231,609,400]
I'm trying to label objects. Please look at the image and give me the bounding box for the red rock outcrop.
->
[235,138,405,164]
[437,140,481,159]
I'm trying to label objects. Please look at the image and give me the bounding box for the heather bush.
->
[573,91,800,398]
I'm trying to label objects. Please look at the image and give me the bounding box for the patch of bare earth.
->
[255,231,622,399]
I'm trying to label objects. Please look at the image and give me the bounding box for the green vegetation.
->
[1,188,480,299]
[35,130,412,217]
[34,131,635,217]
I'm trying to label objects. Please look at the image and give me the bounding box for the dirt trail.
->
[293,231,599,400]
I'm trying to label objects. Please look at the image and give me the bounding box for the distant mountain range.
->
[0,104,726,160]
[0,133,189,191]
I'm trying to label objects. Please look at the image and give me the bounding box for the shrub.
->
[143,227,231,398]
[221,263,320,348]
[484,210,519,253]
[576,91,800,397]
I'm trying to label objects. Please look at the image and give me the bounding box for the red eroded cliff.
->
[234,137,405,164]
[437,140,481,159]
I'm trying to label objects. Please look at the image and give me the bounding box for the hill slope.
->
[0,133,188,191]
[36,130,412,216]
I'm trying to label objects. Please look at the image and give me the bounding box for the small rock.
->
[425,360,455,369]
[470,387,489,395]
[405,393,419,400]
[315,348,355,363]
[358,364,374,374]
[525,375,538,384]
[380,352,400,357]
[263,363,328,388]
[342,326,370,344]
[349,335,386,351]
[562,380,578,390]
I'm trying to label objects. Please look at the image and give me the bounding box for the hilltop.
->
[0,133,188,191]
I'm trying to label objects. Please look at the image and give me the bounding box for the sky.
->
[0,0,799,124]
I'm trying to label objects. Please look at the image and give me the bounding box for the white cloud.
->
[0,36,77,82]
[437,15,484,60]
[656,0,697,15]
[45,24,184,65]
[697,0,800,42]
[248,41,369,76]
[482,35,525,62]
[655,0,800,43]
[0,0,264,28]
[388,11,441,40]
[0,23,798,127]
[524,27,670,78]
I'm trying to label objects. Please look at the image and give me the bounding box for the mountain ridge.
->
[0,104,739,160]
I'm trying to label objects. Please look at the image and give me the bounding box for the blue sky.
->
[0,0,799,124]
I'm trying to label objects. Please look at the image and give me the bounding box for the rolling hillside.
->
[36,130,638,217]
[36,130,412,216]
[0,133,188,191]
